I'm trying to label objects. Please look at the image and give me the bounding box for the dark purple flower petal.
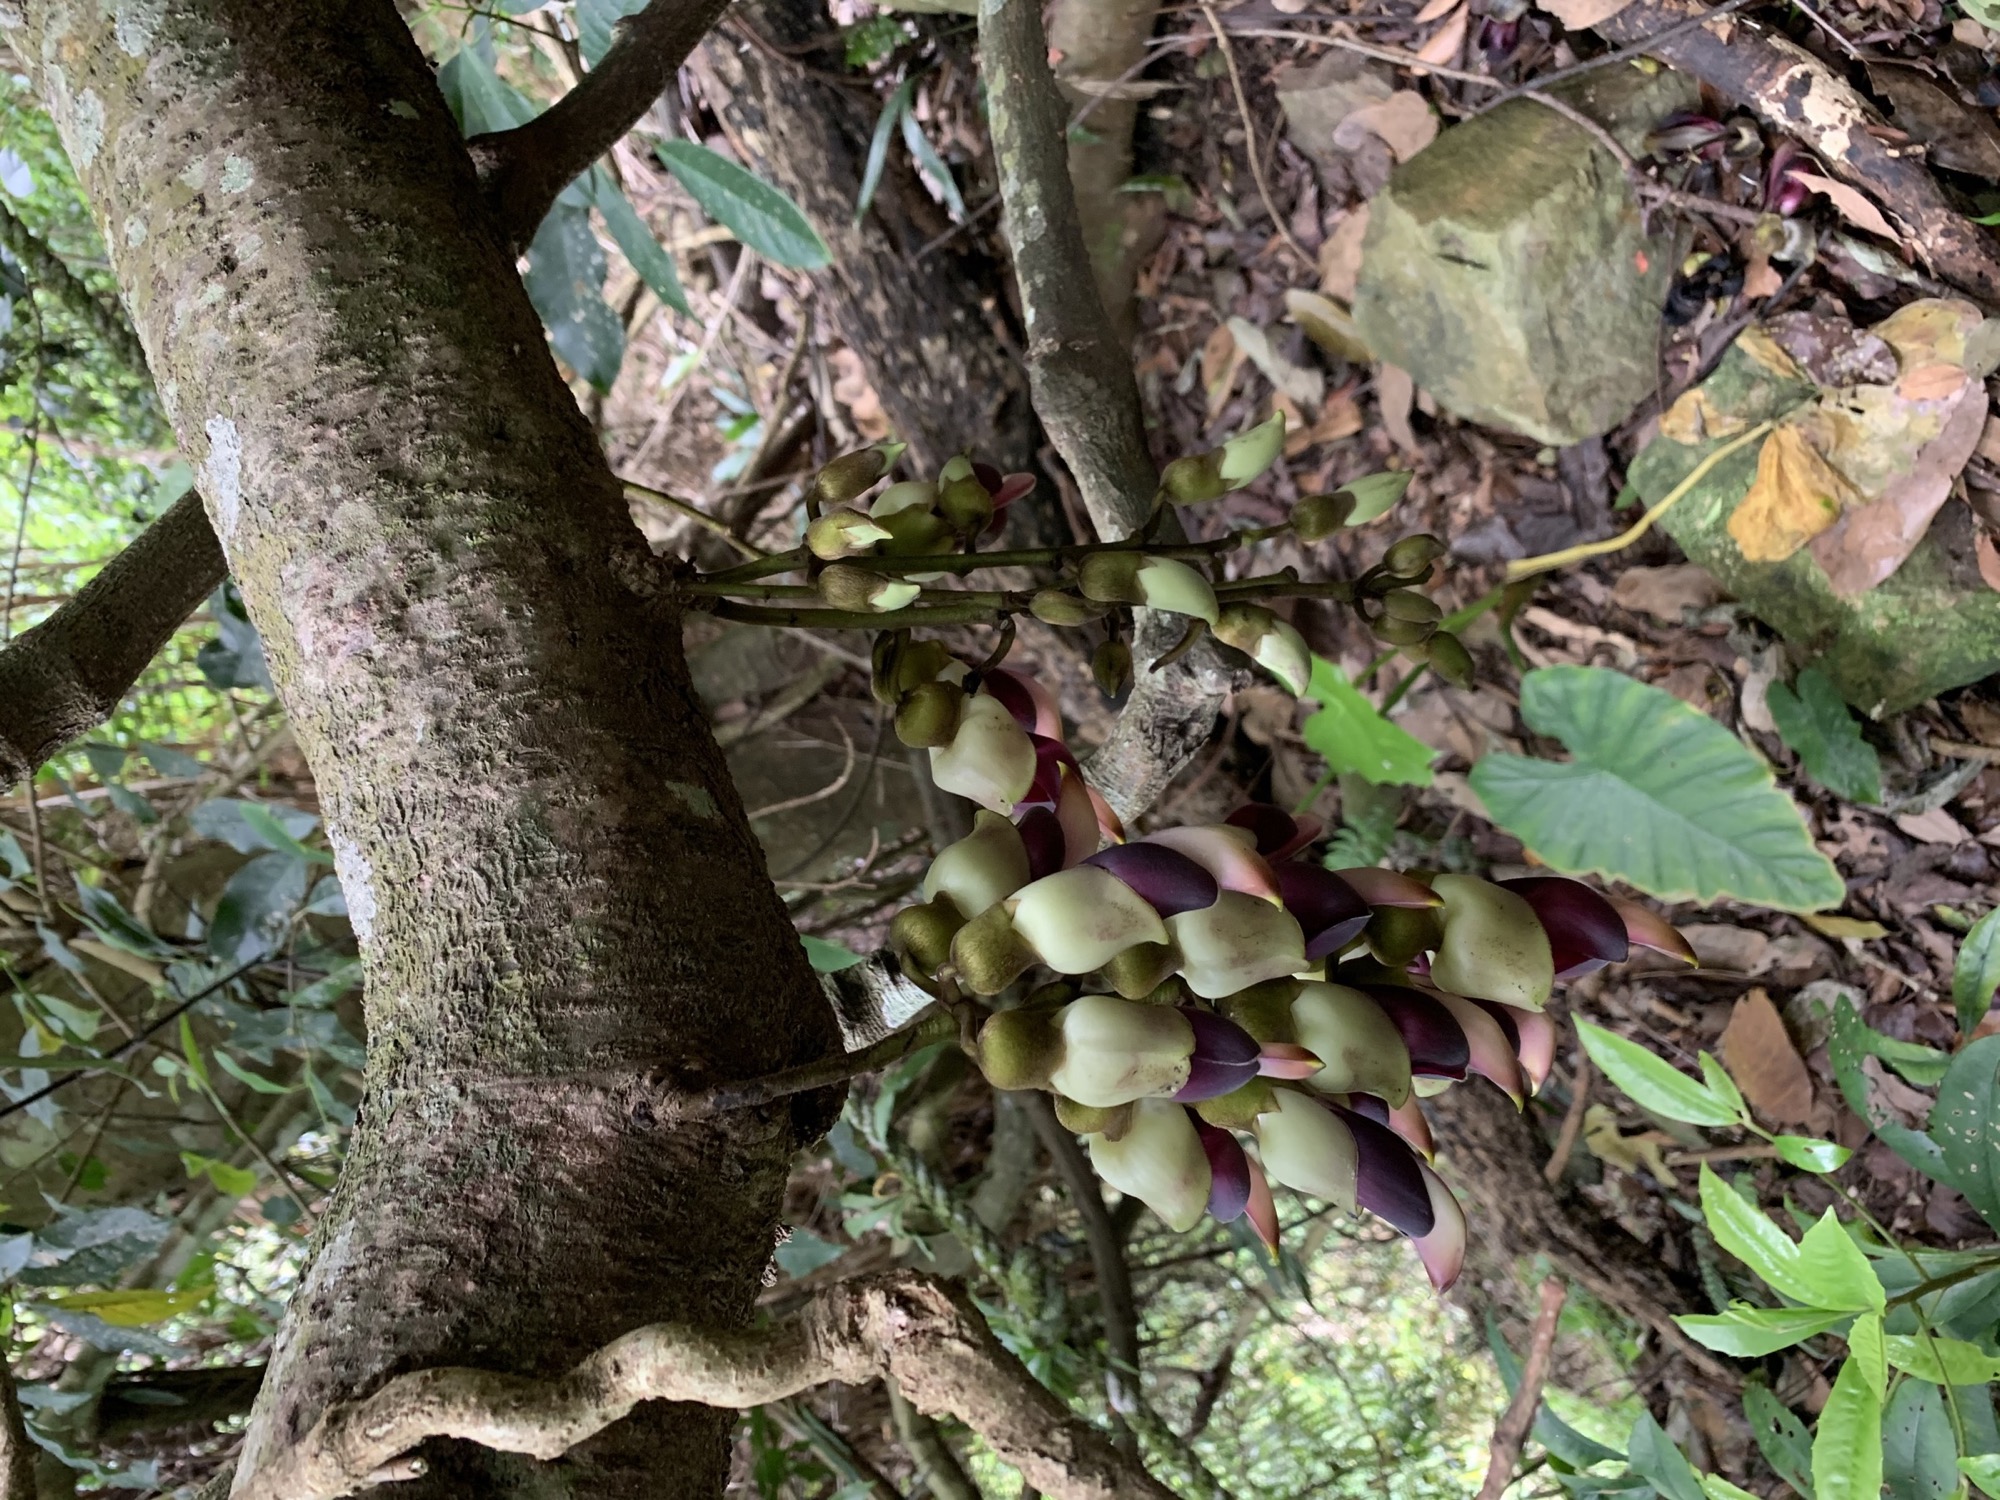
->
[1501,876,1629,979]
[992,473,1036,509]
[1015,807,1067,881]
[1181,1006,1260,1066]
[972,460,1005,494]
[1225,804,1323,860]
[1344,1092,1390,1126]
[1020,734,1077,809]
[1359,986,1469,1080]
[1331,867,1442,909]
[1175,1056,1259,1101]
[1275,863,1371,961]
[1333,1103,1435,1238]
[1196,1118,1252,1223]
[1085,843,1220,918]
[1470,998,1520,1054]
[982,670,1038,733]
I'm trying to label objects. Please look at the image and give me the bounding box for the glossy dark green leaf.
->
[1955,909,2000,1036]
[590,171,690,315]
[524,202,625,392]
[576,0,648,66]
[1932,1035,2000,1232]
[1676,1304,1852,1357]
[900,107,966,220]
[436,45,539,137]
[207,852,309,968]
[800,936,865,973]
[1827,996,1952,1185]
[856,78,914,225]
[197,582,270,691]
[656,140,831,269]
[1767,667,1882,805]
[1743,1382,1816,1499]
[1628,1413,1706,1500]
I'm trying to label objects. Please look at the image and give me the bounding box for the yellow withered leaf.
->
[1660,385,1752,446]
[1728,420,1861,562]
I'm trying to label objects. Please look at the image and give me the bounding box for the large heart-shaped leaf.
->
[1469,666,1845,912]
[1302,656,1434,787]
[655,141,831,270]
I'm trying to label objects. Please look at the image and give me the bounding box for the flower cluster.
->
[890,648,1694,1292]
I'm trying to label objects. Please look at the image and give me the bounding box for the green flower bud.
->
[1370,612,1436,647]
[1428,873,1554,1011]
[1217,979,1303,1043]
[1092,639,1133,699]
[1076,552,1143,605]
[1290,982,1412,1106]
[1079,554,1218,622]
[895,679,966,748]
[937,473,995,536]
[1047,993,1196,1106]
[1031,589,1112,627]
[1337,470,1413,524]
[951,901,1040,995]
[876,505,955,557]
[806,509,892,560]
[1218,410,1287,489]
[975,1007,1063,1091]
[871,631,906,705]
[1194,1077,1277,1130]
[1380,590,1442,624]
[1290,490,1357,541]
[894,638,957,696]
[1167,890,1308,1000]
[871,480,937,517]
[1381,533,1447,577]
[922,809,1032,918]
[939,454,977,484]
[1420,631,1474,689]
[1161,451,1229,505]
[1010,866,1171,977]
[929,692,1037,813]
[1213,604,1310,695]
[1103,940,1180,1000]
[1363,904,1442,968]
[813,441,906,507]
[891,894,965,978]
[819,563,919,614]
[1089,1097,1212,1232]
[1056,1095,1134,1138]
[1254,1089,1358,1209]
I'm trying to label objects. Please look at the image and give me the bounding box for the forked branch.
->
[471,0,734,252]
[232,1271,1177,1500]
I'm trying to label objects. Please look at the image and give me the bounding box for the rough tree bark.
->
[7,4,842,1497]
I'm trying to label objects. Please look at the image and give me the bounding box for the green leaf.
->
[1676,1304,1853,1356]
[1964,1455,2000,1499]
[1931,1035,2000,1233]
[235,802,332,865]
[213,1052,292,1095]
[207,851,310,967]
[1955,909,2000,1036]
[189,798,320,857]
[1849,1310,1887,1397]
[1628,1413,1706,1500]
[588,173,690,316]
[1885,1334,2000,1386]
[1699,1164,1822,1306]
[179,1150,257,1198]
[1767,667,1882,805]
[436,46,540,136]
[655,140,831,269]
[1884,1380,1959,1500]
[801,935,865,973]
[1771,1136,1855,1173]
[1487,1313,1624,1468]
[524,202,626,392]
[855,79,914,226]
[1743,1382,1816,1499]
[1700,1477,1762,1500]
[1795,1214,1887,1314]
[1812,1354,1884,1500]
[1301,656,1435,787]
[1578,1022,1742,1127]
[576,0,648,66]
[1700,1053,1749,1122]
[41,1287,204,1327]
[899,107,966,221]
[1828,996,1952,1182]
[1468,666,1846,912]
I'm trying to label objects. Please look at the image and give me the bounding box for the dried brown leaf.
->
[1719,987,1815,1127]
[1414,4,1468,69]
[1612,563,1724,622]
[1536,0,1639,28]
[1285,288,1372,364]
[1978,533,2000,593]
[1413,0,1459,21]
[1319,209,1370,303]
[1727,421,1862,562]
[1377,363,1419,455]
[1788,171,1900,242]
[1334,91,1439,163]
[1895,807,1971,846]
[1227,316,1325,410]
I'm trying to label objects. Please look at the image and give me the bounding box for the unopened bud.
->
[1381,533,1447,577]
[1217,979,1304,1043]
[1055,1095,1134,1138]
[1290,491,1357,541]
[951,901,1040,995]
[896,679,966,748]
[1093,638,1133,698]
[937,473,995,536]
[1104,941,1180,1000]
[819,562,919,614]
[894,639,957,695]
[876,505,954,557]
[1218,410,1287,489]
[1077,552,1221,623]
[1338,470,1414,524]
[1421,631,1474,688]
[1364,904,1443,967]
[1031,589,1112,627]
[1380,590,1442,625]
[871,631,906,705]
[1370,612,1437,646]
[807,509,891,560]
[1193,1077,1277,1130]
[975,1007,1063,1091]
[891,895,966,978]
[1213,604,1310,695]
[1429,873,1554,1011]
[813,441,905,507]
[871,480,937,517]
[1161,452,1229,505]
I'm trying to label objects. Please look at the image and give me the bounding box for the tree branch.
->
[0,200,148,373]
[232,1271,1178,1500]
[0,488,226,793]
[975,0,1233,823]
[1476,1277,1567,1500]
[0,1347,36,1500]
[471,0,733,254]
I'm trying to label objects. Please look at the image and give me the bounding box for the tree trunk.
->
[9,4,843,1496]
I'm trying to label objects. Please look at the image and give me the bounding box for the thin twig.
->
[1199,4,1311,267]
[1477,1278,1568,1500]
[675,1009,953,1118]
[619,476,765,559]
[1544,1051,1592,1185]
[747,719,856,820]
[1477,0,1762,108]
